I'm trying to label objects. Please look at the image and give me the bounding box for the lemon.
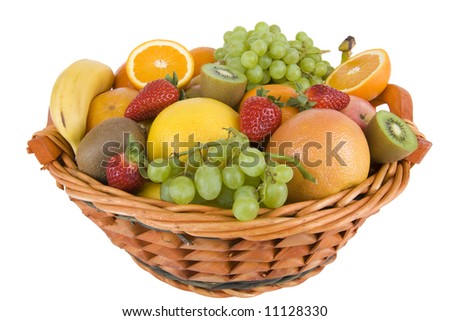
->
[147,97,240,160]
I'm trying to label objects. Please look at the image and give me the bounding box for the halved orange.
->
[126,39,194,89]
[325,48,391,101]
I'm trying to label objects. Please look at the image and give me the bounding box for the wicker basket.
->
[27,84,430,298]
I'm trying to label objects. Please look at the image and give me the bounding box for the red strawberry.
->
[239,88,282,142]
[105,140,147,193]
[125,73,181,122]
[304,84,350,110]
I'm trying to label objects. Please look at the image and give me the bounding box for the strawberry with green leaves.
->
[304,84,350,110]
[293,84,350,111]
[239,88,282,143]
[125,73,181,122]
[105,138,147,193]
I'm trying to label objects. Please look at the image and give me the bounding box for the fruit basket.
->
[27,82,430,298]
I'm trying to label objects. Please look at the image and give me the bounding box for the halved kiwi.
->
[200,63,247,108]
[365,110,418,163]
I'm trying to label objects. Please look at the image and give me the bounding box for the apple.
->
[340,95,376,130]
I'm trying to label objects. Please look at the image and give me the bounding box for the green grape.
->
[260,31,274,46]
[222,164,245,190]
[147,158,171,183]
[214,47,225,61]
[254,21,269,32]
[230,29,248,43]
[233,185,258,201]
[272,163,294,183]
[215,185,235,209]
[273,33,288,43]
[269,41,286,60]
[246,65,264,84]
[227,56,247,74]
[302,37,314,49]
[169,176,196,204]
[289,40,303,51]
[307,53,322,63]
[220,23,332,87]
[258,53,272,70]
[310,75,323,85]
[260,70,272,84]
[262,181,288,208]
[295,31,309,42]
[227,41,247,57]
[168,157,184,177]
[232,197,260,221]
[299,57,315,73]
[194,164,222,200]
[223,30,233,43]
[269,60,286,80]
[238,147,266,177]
[160,178,173,202]
[282,48,300,65]
[314,61,328,77]
[285,64,302,82]
[250,39,268,56]
[241,51,258,69]
[233,25,247,33]
[269,24,281,34]
[297,77,311,90]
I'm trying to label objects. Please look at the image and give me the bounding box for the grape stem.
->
[264,153,317,184]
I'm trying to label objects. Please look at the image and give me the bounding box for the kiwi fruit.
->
[76,117,146,183]
[200,63,247,108]
[365,110,418,163]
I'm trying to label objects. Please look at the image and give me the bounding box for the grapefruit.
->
[268,109,370,202]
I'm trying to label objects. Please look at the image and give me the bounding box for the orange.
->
[239,84,300,124]
[113,63,136,89]
[325,48,391,101]
[147,97,239,160]
[190,46,216,78]
[268,109,370,202]
[126,39,194,90]
[86,87,138,132]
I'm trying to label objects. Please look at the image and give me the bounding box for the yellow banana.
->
[49,59,115,153]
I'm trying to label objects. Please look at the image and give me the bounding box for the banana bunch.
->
[49,59,115,153]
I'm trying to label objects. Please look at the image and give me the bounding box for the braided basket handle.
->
[27,109,74,166]
[370,84,431,164]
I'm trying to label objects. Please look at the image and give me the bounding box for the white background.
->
[2,0,448,320]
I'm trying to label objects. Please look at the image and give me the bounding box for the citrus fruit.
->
[268,109,370,202]
[113,63,136,89]
[190,46,216,78]
[86,87,139,132]
[325,48,391,101]
[126,39,194,90]
[147,97,239,160]
[137,181,161,200]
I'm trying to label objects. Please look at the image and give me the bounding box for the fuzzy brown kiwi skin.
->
[200,63,247,109]
[76,117,146,183]
[365,110,418,164]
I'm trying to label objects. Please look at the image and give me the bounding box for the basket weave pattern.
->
[28,85,430,298]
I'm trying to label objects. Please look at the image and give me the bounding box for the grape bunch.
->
[145,128,314,221]
[214,22,334,89]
